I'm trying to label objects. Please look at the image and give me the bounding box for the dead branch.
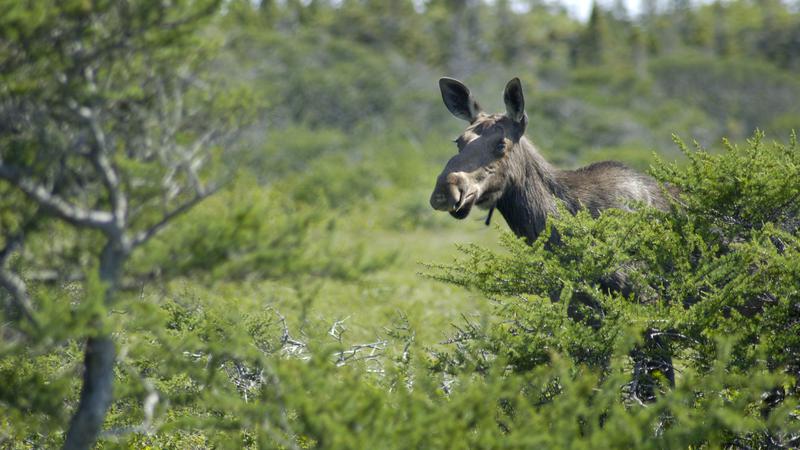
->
[98,379,159,440]
[333,340,387,368]
[328,316,350,343]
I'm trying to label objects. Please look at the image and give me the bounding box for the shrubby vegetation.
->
[6,133,798,449]
[428,134,800,447]
[1,0,799,448]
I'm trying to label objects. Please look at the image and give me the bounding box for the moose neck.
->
[495,137,574,243]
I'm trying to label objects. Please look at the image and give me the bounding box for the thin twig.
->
[131,183,221,248]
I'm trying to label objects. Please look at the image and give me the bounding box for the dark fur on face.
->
[430,77,670,243]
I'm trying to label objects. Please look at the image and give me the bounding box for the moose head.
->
[429,78,677,401]
[429,77,668,242]
[429,77,530,222]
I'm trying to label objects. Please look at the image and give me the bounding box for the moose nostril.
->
[448,182,462,207]
[431,172,467,211]
[430,191,448,210]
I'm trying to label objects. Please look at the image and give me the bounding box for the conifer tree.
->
[575,2,611,66]
[495,0,522,64]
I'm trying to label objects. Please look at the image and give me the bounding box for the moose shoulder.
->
[429,77,670,243]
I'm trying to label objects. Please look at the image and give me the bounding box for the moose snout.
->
[430,172,468,211]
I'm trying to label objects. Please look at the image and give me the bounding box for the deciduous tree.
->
[0,1,245,447]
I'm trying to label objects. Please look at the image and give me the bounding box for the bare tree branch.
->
[328,316,350,343]
[0,165,113,231]
[131,183,221,248]
[272,309,308,358]
[0,271,40,330]
[99,378,159,440]
[333,341,387,369]
[0,232,40,331]
[79,106,128,228]
[183,129,216,193]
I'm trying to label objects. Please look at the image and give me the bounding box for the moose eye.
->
[495,141,506,154]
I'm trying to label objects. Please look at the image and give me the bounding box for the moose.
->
[429,77,675,401]
[430,77,671,241]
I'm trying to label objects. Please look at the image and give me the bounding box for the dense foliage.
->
[429,133,800,447]
[1,0,799,448]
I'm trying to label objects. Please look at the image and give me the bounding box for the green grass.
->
[149,209,504,348]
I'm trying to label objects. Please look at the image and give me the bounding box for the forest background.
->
[1,0,800,447]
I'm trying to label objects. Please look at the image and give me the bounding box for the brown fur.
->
[430,78,669,243]
[431,78,676,399]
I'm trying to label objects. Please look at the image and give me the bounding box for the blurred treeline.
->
[212,0,800,250]
[225,0,800,170]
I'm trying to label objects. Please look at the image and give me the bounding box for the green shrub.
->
[426,131,800,447]
[129,176,396,282]
[8,127,800,448]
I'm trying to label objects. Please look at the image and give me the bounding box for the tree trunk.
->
[63,336,116,450]
[63,240,125,450]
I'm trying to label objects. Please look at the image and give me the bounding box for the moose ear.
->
[503,77,526,124]
[439,77,481,123]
